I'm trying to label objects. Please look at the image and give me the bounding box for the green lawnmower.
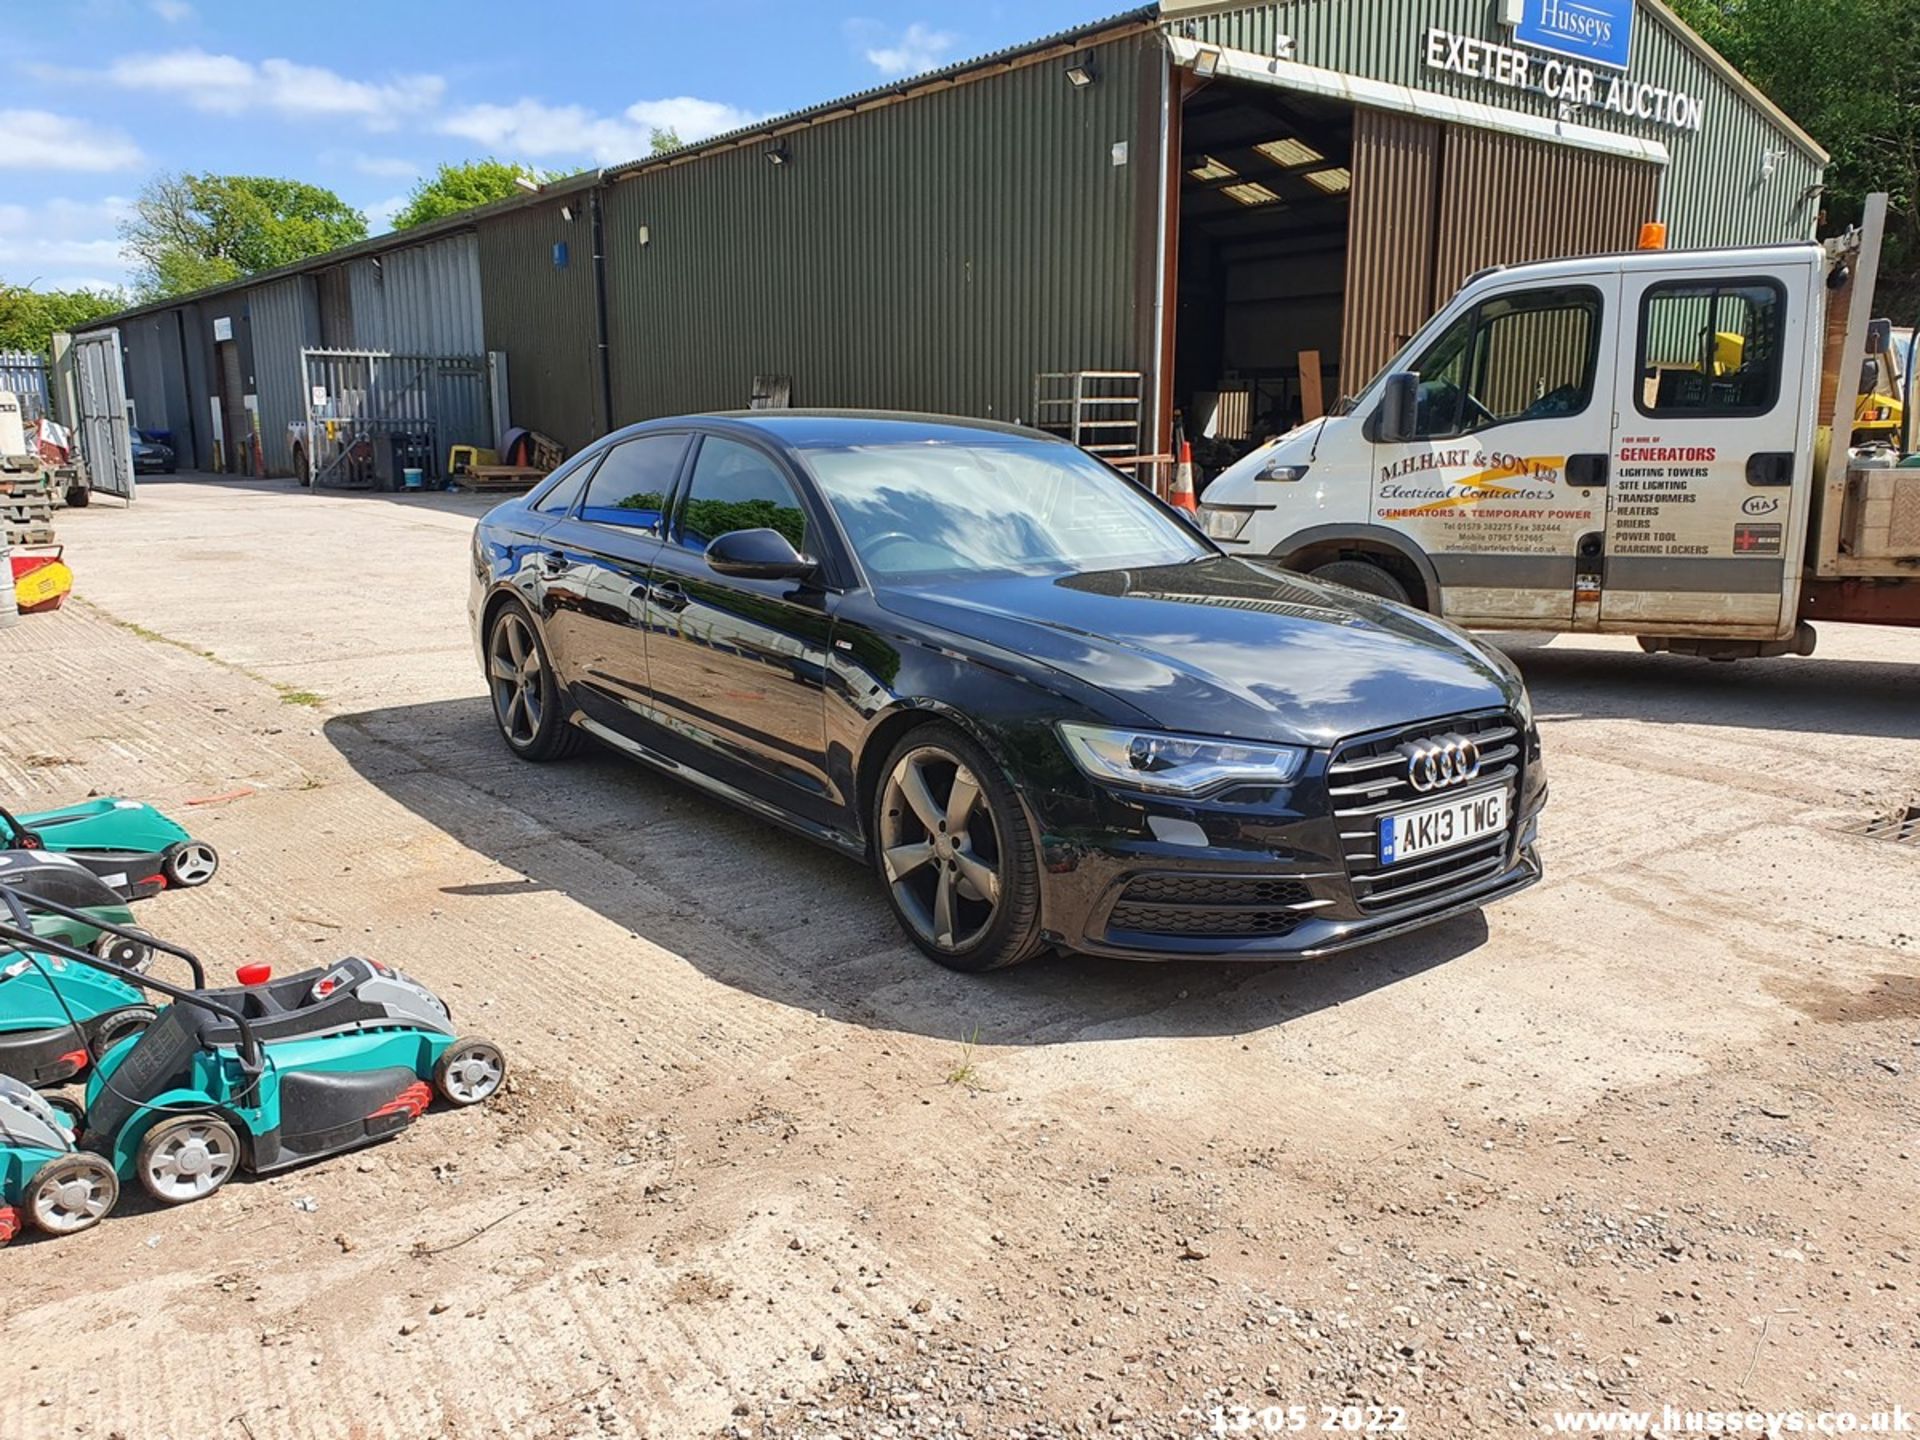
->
[0,797,219,900]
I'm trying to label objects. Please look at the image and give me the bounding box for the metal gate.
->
[0,351,50,424]
[63,330,136,501]
[297,349,496,489]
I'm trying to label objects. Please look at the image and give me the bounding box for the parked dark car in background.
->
[131,437,175,474]
[469,412,1546,972]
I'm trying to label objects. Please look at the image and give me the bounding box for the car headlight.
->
[1058,723,1305,796]
[1195,504,1253,541]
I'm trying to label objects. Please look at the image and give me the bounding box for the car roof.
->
[633,409,1057,449]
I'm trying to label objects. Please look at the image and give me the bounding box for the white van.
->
[1196,196,1919,657]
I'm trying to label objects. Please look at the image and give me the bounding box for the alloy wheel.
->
[489,612,545,747]
[879,745,1005,952]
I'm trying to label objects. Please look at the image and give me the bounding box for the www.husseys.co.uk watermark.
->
[1551,1406,1913,1437]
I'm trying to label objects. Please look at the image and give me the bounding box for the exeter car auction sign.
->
[1423,26,1705,134]
[1511,0,1633,71]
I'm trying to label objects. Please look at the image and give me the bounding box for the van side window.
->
[1637,279,1785,417]
[1409,286,1601,439]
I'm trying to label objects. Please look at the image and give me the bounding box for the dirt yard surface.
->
[1,476,1915,1440]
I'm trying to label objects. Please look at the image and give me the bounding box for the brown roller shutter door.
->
[1340,110,1661,394]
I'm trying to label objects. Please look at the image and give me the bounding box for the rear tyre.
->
[93,932,155,972]
[43,1094,86,1134]
[434,1039,506,1106]
[1310,558,1412,606]
[90,1005,156,1058]
[872,723,1045,973]
[26,1153,118,1236]
[486,603,582,761]
[136,1114,240,1206]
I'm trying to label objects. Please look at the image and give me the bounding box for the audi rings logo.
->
[1401,734,1481,793]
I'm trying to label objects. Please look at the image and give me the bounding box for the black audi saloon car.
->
[470,412,1545,972]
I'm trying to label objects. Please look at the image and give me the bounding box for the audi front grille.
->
[1104,874,1324,940]
[1325,710,1524,914]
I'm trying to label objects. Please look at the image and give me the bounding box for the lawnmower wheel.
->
[136,1114,240,1206]
[94,932,155,972]
[26,1152,118,1236]
[65,485,90,509]
[90,1006,157,1057]
[162,841,221,888]
[434,1038,507,1107]
[43,1094,86,1134]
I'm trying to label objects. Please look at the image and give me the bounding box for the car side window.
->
[1637,279,1785,417]
[1409,286,1601,439]
[579,434,690,532]
[673,436,810,554]
[531,451,598,516]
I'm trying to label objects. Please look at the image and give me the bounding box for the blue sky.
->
[4,0,1117,293]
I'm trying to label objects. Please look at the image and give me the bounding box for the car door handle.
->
[539,554,567,576]
[1566,453,1609,487]
[649,579,690,613]
[1746,452,1795,486]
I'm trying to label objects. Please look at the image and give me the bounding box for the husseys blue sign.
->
[1512,0,1634,71]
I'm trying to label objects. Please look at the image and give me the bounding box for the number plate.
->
[1378,787,1509,866]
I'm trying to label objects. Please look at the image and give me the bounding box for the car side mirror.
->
[1371,372,1420,445]
[1866,317,1892,353]
[705,527,817,581]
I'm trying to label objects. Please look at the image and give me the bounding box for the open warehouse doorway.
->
[1171,79,1352,483]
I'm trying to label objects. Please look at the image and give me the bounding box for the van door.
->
[1370,279,1618,627]
[1603,264,1807,632]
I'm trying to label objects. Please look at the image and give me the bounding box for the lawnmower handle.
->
[0,883,207,986]
[0,885,263,1073]
[0,806,38,849]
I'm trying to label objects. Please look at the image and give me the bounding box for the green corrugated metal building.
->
[86,2,1826,479]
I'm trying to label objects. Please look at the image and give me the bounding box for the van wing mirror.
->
[1866,317,1892,354]
[1371,372,1420,445]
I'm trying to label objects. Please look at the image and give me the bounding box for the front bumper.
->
[1027,710,1547,962]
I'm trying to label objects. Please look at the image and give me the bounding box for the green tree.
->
[391,158,562,230]
[1671,0,1920,307]
[649,127,684,154]
[0,283,128,354]
[120,172,368,301]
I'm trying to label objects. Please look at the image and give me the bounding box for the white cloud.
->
[440,94,760,164]
[0,197,134,288]
[0,110,142,172]
[363,194,409,233]
[89,49,444,130]
[150,0,195,21]
[855,20,958,78]
[623,97,759,142]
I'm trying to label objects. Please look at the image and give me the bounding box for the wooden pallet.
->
[4,524,56,546]
[460,465,545,492]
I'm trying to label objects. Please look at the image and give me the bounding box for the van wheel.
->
[1310,559,1412,606]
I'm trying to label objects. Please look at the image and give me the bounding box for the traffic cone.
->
[1171,437,1198,512]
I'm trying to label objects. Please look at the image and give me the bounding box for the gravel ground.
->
[0,476,1914,1440]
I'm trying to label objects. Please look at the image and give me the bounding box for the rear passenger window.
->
[674,437,809,553]
[1638,279,1785,417]
[532,452,596,515]
[580,434,690,531]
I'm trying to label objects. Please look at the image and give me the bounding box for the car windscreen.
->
[801,439,1210,582]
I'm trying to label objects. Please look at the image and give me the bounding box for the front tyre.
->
[1310,558,1412,606]
[162,841,220,887]
[434,1038,507,1106]
[486,603,581,761]
[26,1153,119,1236]
[136,1114,240,1206]
[872,723,1045,973]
